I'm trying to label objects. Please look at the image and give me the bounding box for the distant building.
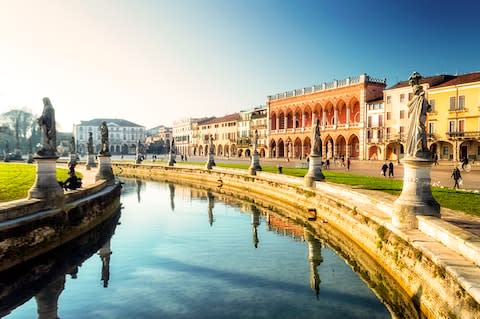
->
[73,118,145,155]
[193,113,240,157]
[427,72,480,161]
[145,125,172,154]
[365,99,384,160]
[237,106,267,158]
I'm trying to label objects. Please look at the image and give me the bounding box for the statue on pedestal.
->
[405,72,431,158]
[87,132,94,155]
[99,121,109,155]
[37,97,57,157]
[70,136,76,153]
[311,119,321,156]
[209,135,215,155]
[253,130,258,153]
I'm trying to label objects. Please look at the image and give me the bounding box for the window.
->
[400,94,405,103]
[386,112,391,120]
[458,119,465,132]
[379,115,383,127]
[428,122,435,134]
[408,93,413,101]
[386,127,391,138]
[367,116,372,127]
[459,95,465,110]
[443,146,449,156]
[399,126,405,134]
[449,96,456,111]
[399,110,405,119]
[386,96,391,104]
[429,99,435,112]
[449,120,456,132]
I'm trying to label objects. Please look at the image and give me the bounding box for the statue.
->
[311,119,321,156]
[37,97,57,156]
[99,121,109,155]
[405,72,431,158]
[70,136,76,153]
[170,139,175,154]
[209,135,215,155]
[253,130,259,152]
[87,132,94,154]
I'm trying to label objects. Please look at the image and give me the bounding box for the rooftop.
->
[430,71,480,88]
[386,74,455,90]
[77,118,144,128]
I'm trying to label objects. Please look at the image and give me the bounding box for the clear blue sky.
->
[0,0,478,130]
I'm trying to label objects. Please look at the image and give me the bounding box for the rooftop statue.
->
[37,97,57,157]
[311,119,321,156]
[99,121,110,155]
[405,72,431,158]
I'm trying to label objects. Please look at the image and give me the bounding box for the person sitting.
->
[63,171,82,191]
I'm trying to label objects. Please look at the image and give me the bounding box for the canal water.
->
[3,179,393,319]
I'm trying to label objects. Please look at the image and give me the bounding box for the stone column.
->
[86,154,96,169]
[302,112,306,130]
[283,113,287,131]
[293,113,297,131]
[346,106,350,128]
[95,155,115,185]
[276,116,280,132]
[28,155,64,208]
[322,110,327,128]
[393,158,440,229]
[346,144,350,159]
[333,108,338,128]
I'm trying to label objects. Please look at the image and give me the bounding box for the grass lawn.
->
[2,161,479,216]
[0,163,80,202]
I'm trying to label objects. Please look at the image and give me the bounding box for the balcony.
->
[447,131,480,139]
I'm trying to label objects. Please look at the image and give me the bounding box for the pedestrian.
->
[461,157,469,170]
[347,158,351,170]
[381,162,388,177]
[434,153,439,165]
[388,161,394,177]
[451,166,462,189]
[325,159,330,170]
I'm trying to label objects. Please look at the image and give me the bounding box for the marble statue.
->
[70,136,76,153]
[37,97,57,156]
[99,121,109,155]
[87,132,94,154]
[405,71,431,158]
[253,130,259,151]
[209,135,215,155]
[311,119,321,156]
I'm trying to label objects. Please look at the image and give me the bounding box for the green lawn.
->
[2,161,479,217]
[0,163,80,202]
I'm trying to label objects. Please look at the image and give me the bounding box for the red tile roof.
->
[430,71,480,88]
[386,74,454,90]
[199,113,240,125]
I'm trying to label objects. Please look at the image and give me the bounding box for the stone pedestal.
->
[35,275,65,319]
[206,153,216,170]
[95,155,115,185]
[168,152,176,166]
[86,154,96,170]
[248,152,262,175]
[28,156,64,208]
[135,154,143,164]
[393,158,440,230]
[304,155,325,187]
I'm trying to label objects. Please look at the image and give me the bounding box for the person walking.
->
[451,166,462,189]
[388,161,394,178]
[434,153,439,165]
[381,162,388,177]
[347,158,351,170]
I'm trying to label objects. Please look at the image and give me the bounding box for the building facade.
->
[427,72,480,161]
[172,118,197,157]
[365,99,385,160]
[145,125,172,154]
[383,75,453,161]
[73,118,145,155]
[267,74,386,160]
[192,113,240,157]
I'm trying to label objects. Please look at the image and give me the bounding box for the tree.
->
[0,108,40,154]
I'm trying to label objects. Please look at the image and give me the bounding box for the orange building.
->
[267,74,386,160]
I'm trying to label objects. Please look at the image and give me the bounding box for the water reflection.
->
[305,229,323,298]
[169,183,175,211]
[251,205,260,248]
[0,209,120,318]
[207,191,214,226]
[98,239,112,288]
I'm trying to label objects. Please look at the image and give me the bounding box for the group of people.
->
[381,161,395,177]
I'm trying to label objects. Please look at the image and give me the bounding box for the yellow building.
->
[427,72,480,162]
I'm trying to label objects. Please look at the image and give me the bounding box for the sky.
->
[0,0,479,131]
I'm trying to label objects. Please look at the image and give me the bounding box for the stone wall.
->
[0,182,121,272]
[113,163,480,319]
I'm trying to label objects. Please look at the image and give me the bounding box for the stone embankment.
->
[113,162,480,319]
[0,179,121,272]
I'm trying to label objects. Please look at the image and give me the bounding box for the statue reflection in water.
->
[207,191,214,226]
[136,179,142,203]
[251,205,260,248]
[169,183,175,212]
[304,229,323,298]
[98,239,112,288]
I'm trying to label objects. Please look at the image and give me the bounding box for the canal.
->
[2,178,403,318]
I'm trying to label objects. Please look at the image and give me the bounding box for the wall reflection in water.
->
[0,209,121,318]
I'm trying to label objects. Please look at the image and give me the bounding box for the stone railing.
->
[268,74,386,101]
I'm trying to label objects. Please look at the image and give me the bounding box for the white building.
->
[73,118,145,155]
